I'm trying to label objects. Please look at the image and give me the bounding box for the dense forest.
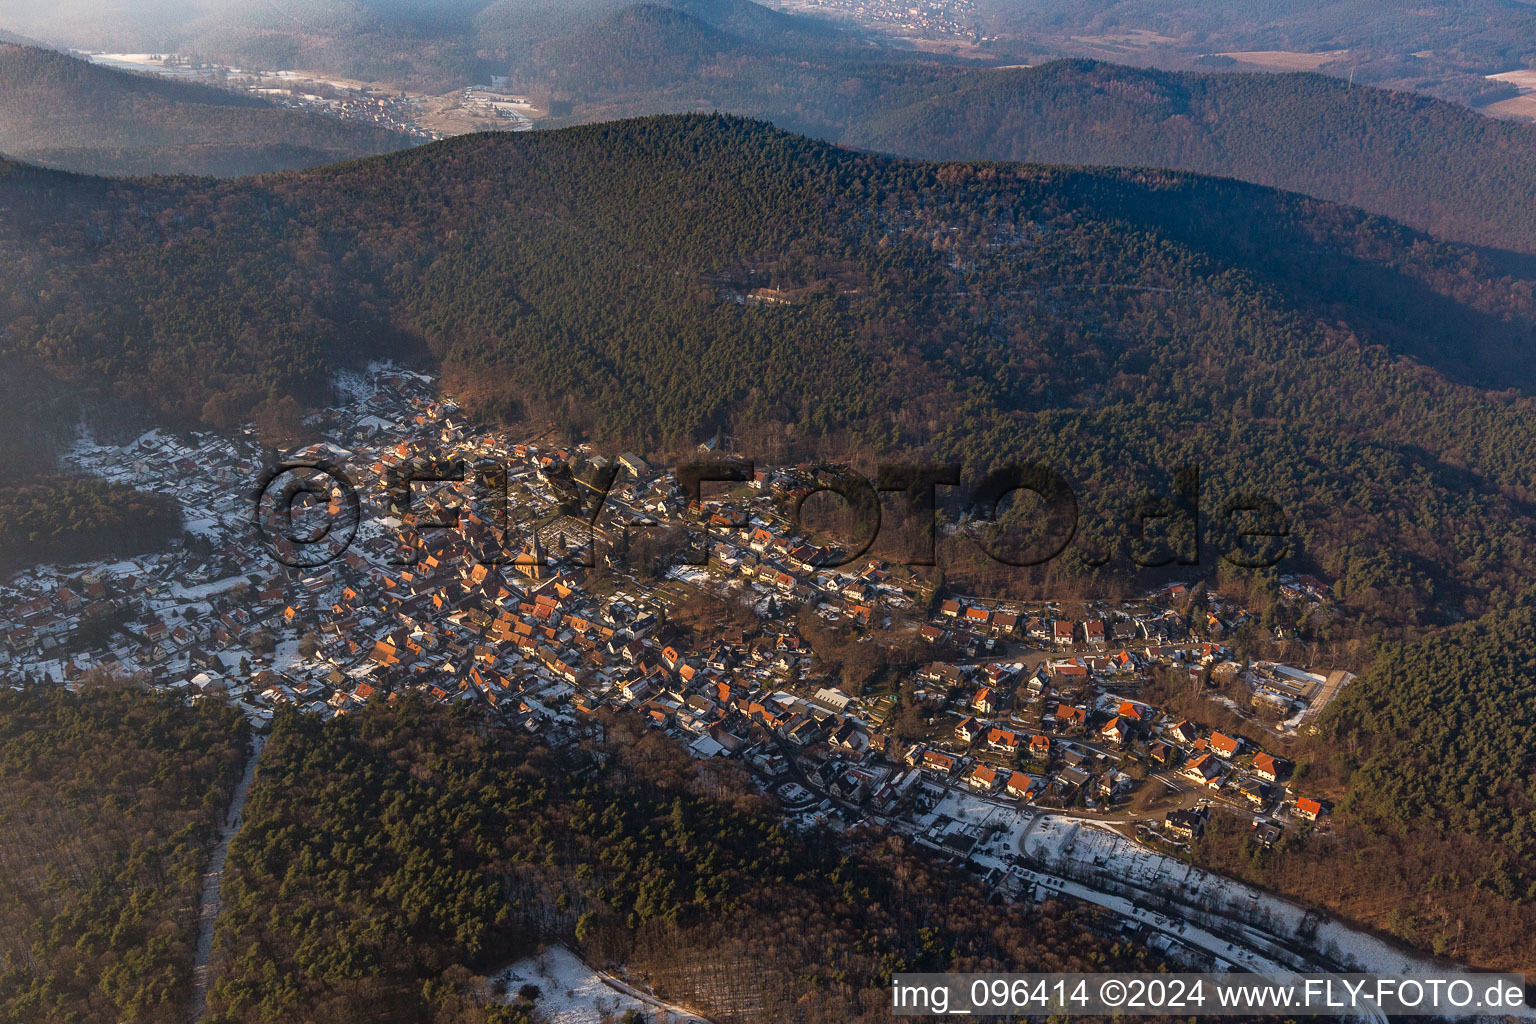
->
[0,45,418,177]
[206,698,1158,1024]
[0,681,246,1024]
[0,473,181,572]
[6,115,1536,627]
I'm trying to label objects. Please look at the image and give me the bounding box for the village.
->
[0,364,1376,974]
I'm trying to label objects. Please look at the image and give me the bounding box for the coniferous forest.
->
[0,475,180,572]
[0,683,246,1024]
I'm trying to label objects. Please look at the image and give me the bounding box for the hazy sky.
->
[0,0,502,50]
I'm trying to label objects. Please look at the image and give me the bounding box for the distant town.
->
[82,52,540,139]
[768,0,976,42]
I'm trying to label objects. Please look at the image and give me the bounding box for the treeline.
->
[0,681,246,1024]
[0,45,419,177]
[0,353,180,572]
[206,698,1159,1024]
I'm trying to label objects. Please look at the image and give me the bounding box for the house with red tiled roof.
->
[986,727,1020,753]
[1210,731,1242,758]
[1100,715,1131,744]
[922,749,959,775]
[1181,753,1222,786]
[1252,752,1287,782]
[1054,704,1088,729]
[966,763,1001,792]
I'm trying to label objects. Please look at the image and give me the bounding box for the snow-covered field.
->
[496,945,711,1024]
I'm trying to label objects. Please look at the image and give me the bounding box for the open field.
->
[897,37,1003,59]
[1217,49,1349,70]
[1068,29,1179,51]
[1487,69,1536,90]
[414,91,526,135]
[1482,93,1536,121]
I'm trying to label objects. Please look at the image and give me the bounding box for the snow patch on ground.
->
[496,945,710,1024]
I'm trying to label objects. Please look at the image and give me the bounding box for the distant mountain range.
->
[0,0,869,94]
[508,6,1536,254]
[6,0,1536,103]
[0,44,418,176]
[9,2,1536,253]
[838,60,1536,254]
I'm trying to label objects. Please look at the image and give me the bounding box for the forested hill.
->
[0,44,418,177]
[8,114,1536,628]
[524,38,1536,255]
[838,60,1536,255]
